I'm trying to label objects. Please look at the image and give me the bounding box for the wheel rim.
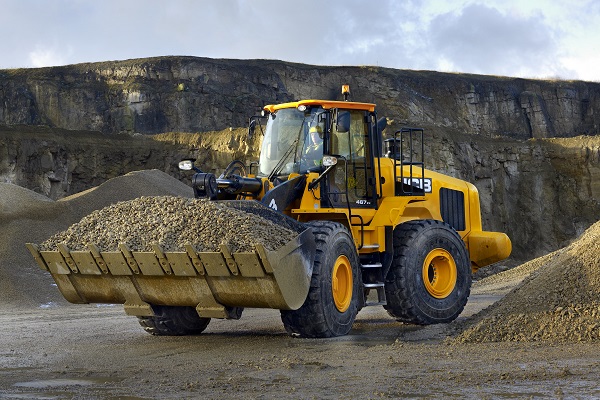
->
[422,248,457,299]
[332,255,353,312]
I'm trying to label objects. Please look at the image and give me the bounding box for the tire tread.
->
[137,306,211,336]
[280,221,360,338]
[384,220,471,325]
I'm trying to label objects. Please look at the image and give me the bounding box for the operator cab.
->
[256,97,381,209]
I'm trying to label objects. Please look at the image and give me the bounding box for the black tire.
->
[384,220,471,325]
[137,305,211,336]
[280,221,361,338]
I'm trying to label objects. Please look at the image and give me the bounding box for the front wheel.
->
[280,221,361,338]
[137,305,211,336]
[384,220,471,325]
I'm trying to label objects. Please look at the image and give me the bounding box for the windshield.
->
[258,107,325,177]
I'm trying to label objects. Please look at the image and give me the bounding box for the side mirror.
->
[336,111,351,133]
[377,117,387,134]
[322,155,338,166]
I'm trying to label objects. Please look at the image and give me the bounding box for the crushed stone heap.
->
[40,196,301,253]
[453,220,600,343]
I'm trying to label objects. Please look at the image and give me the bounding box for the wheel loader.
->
[27,85,511,338]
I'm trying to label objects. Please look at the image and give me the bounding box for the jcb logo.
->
[401,177,432,193]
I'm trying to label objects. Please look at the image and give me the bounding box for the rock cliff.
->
[1,57,600,138]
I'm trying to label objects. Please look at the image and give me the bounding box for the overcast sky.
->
[1,0,599,81]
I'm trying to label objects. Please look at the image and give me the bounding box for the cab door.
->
[323,110,377,209]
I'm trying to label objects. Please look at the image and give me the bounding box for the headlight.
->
[178,160,194,171]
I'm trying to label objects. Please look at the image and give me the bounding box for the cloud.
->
[28,46,68,68]
[426,3,573,78]
[306,0,420,67]
[0,0,594,80]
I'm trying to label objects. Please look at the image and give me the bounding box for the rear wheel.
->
[137,305,211,336]
[280,221,361,338]
[384,220,471,325]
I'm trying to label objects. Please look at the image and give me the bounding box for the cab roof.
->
[264,99,376,113]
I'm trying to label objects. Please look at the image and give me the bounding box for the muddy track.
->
[0,293,599,399]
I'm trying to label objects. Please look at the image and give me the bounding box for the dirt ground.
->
[1,290,599,399]
[2,171,600,399]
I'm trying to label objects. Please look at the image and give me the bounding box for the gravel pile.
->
[453,220,600,343]
[0,183,55,223]
[2,170,194,308]
[40,196,301,253]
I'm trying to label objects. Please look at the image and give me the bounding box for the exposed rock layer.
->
[1,57,599,138]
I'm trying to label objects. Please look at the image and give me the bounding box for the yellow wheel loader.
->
[28,86,511,338]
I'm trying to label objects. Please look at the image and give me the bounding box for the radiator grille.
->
[440,188,466,231]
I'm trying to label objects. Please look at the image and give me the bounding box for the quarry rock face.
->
[0,126,259,199]
[1,57,600,138]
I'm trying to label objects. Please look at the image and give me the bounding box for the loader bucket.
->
[26,201,316,319]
